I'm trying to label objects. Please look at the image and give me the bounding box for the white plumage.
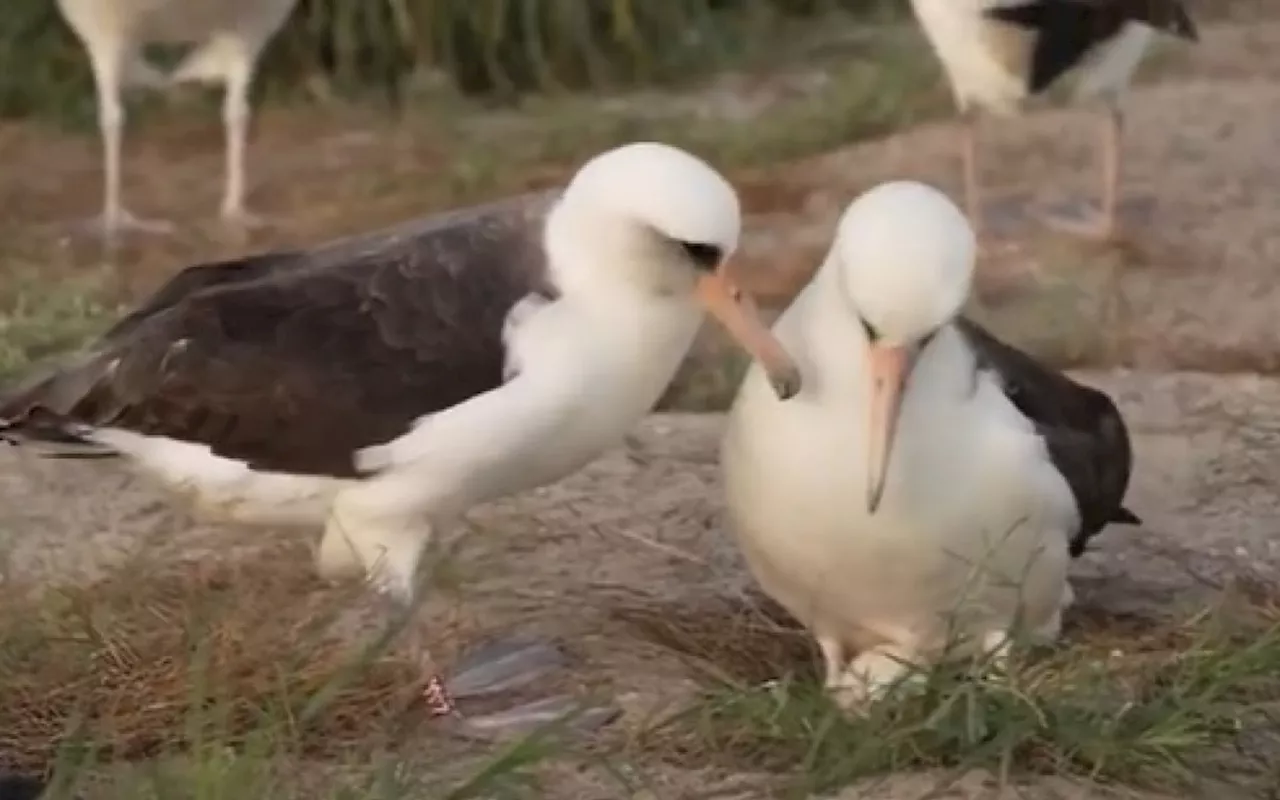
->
[721,181,1078,709]
[55,0,300,239]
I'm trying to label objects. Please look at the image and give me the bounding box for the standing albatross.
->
[1,140,801,682]
[909,0,1197,242]
[721,181,1138,709]
[55,0,301,239]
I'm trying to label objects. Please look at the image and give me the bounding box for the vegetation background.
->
[0,0,902,121]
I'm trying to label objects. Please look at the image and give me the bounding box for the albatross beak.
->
[866,343,911,514]
[696,270,802,400]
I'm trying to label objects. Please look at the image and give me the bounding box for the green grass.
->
[0,267,121,383]
[9,548,1277,798]
[628,597,1280,797]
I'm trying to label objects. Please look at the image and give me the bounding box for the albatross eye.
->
[679,241,723,272]
[860,315,880,342]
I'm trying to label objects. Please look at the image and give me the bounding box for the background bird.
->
[54,0,301,242]
[908,0,1198,243]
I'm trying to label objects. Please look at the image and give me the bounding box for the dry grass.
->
[0,541,426,776]
[0,537,604,799]
[9,541,1280,798]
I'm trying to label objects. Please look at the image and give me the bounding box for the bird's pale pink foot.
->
[220,205,274,232]
[436,635,620,740]
[827,646,922,714]
[1037,202,1117,241]
[446,635,569,700]
[1038,102,1125,242]
[74,207,176,243]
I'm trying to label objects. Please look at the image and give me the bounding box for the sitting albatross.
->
[1,141,801,693]
[908,0,1197,242]
[720,180,1138,709]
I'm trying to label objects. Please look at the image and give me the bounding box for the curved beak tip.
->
[866,486,884,515]
[769,368,803,401]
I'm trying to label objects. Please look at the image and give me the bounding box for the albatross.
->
[909,0,1197,242]
[720,180,1138,709]
[0,140,801,683]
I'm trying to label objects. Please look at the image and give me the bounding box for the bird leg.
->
[168,36,272,232]
[1039,99,1124,241]
[325,493,441,683]
[816,636,846,689]
[218,57,271,232]
[960,108,985,240]
[77,41,174,243]
[1101,100,1124,236]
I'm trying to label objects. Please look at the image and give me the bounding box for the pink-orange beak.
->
[865,343,912,514]
[696,270,802,400]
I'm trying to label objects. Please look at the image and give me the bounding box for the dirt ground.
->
[3,9,1280,800]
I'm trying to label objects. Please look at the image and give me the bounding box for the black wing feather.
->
[985,0,1198,94]
[956,317,1139,558]
[0,193,559,478]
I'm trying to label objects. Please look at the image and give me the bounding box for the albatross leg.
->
[1038,98,1125,241]
[960,108,985,241]
[218,53,272,233]
[816,635,846,689]
[75,39,175,244]
[170,36,273,234]
[958,108,1025,251]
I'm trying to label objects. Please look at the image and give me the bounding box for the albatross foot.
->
[70,208,177,245]
[431,634,619,741]
[1036,201,1117,242]
[446,635,569,700]
[970,192,1036,257]
[213,206,277,247]
[827,647,923,715]
[445,694,622,742]
[220,206,275,233]
[1035,196,1158,243]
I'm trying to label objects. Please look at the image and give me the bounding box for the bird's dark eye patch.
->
[678,241,723,272]
[860,315,880,342]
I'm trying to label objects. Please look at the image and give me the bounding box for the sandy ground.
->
[2,371,1278,798]
[4,11,1280,800]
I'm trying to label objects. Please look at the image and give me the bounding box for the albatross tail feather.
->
[0,413,118,459]
[0,357,122,460]
[1113,506,1142,526]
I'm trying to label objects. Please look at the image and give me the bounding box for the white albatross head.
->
[828,180,976,513]
[553,141,801,399]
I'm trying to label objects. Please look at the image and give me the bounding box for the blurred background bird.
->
[908,0,1198,245]
[54,0,302,244]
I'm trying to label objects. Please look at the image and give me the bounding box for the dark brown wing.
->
[0,193,559,478]
[955,317,1139,557]
[985,0,1198,93]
